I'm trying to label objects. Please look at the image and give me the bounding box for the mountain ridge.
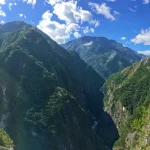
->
[104,56,150,149]
[62,36,143,79]
[0,21,119,150]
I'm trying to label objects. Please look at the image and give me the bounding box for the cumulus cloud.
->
[0,0,5,5]
[131,27,150,45]
[0,6,6,17]
[23,0,36,7]
[83,26,95,34]
[121,37,126,40]
[45,0,64,5]
[91,20,100,27]
[48,0,99,27]
[74,32,81,38]
[89,2,116,21]
[90,28,95,33]
[0,20,4,24]
[9,3,17,10]
[137,50,150,55]
[143,0,149,4]
[65,23,80,33]
[38,10,95,43]
[19,13,27,18]
[128,6,137,12]
[53,1,92,24]
[37,10,72,44]
[38,1,97,43]
[114,11,120,15]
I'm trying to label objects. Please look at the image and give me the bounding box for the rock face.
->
[0,21,118,150]
[104,57,150,149]
[62,36,143,79]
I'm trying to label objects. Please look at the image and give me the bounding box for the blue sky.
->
[0,0,150,54]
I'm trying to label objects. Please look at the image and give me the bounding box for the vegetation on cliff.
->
[104,57,150,149]
[0,129,13,148]
[0,21,117,150]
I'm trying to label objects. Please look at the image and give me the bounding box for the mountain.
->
[0,21,118,150]
[62,36,143,79]
[103,57,150,149]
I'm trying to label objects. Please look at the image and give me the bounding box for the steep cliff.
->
[0,21,119,150]
[104,57,150,149]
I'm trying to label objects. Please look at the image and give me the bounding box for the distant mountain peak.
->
[0,21,118,150]
[62,36,143,79]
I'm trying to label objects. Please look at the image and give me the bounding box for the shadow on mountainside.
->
[94,111,119,149]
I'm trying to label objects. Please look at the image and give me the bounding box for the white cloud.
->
[83,26,95,34]
[38,10,96,44]
[0,20,4,24]
[128,5,137,12]
[66,23,80,33]
[91,20,100,27]
[83,27,89,34]
[38,1,99,43]
[121,37,126,40]
[9,3,13,10]
[37,10,71,44]
[0,0,5,5]
[53,1,92,24]
[74,32,81,38]
[19,14,23,17]
[9,3,17,10]
[90,28,95,32]
[89,2,116,21]
[42,10,53,19]
[45,0,64,5]
[131,27,150,45]
[128,7,136,12]
[19,13,27,18]
[0,6,6,17]
[143,0,149,4]
[114,11,120,15]
[23,0,36,7]
[137,50,150,55]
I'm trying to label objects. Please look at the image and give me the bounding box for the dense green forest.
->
[0,21,118,150]
[104,57,150,149]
